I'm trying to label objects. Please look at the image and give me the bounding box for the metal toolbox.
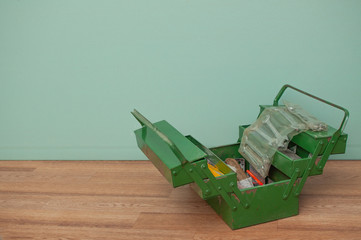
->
[132,84,349,229]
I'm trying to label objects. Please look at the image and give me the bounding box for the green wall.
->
[1,0,360,160]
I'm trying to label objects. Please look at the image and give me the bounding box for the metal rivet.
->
[308,167,312,171]
[218,186,222,190]
[232,206,237,211]
[172,171,177,176]
[244,203,249,209]
[188,168,193,173]
[230,182,235,187]
[205,189,210,195]
[295,168,300,173]
[331,141,335,144]
[201,164,206,169]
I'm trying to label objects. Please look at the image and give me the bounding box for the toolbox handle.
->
[131,109,188,166]
[273,84,349,133]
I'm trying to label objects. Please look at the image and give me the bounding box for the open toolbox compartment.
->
[132,84,349,229]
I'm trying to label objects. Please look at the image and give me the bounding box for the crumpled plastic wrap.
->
[239,102,327,178]
[284,101,328,132]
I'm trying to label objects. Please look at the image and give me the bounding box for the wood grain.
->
[0,160,360,239]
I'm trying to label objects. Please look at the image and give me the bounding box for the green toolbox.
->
[131,84,349,229]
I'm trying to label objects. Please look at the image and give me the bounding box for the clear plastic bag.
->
[238,103,325,178]
[284,101,328,132]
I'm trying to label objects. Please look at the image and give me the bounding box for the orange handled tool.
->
[246,170,264,186]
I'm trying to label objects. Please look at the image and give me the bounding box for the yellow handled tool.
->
[207,163,223,177]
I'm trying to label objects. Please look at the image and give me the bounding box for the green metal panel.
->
[134,127,193,187]
[134,125,180,170]
[206,179,299,229]
[272,151,310,177]
[200,144,300,229]
[153,121,207,163]
[132,110,206,166]
[268,165,291,182]
[291,128,347,155]
[154,120,206,162]
[134,119,206,187]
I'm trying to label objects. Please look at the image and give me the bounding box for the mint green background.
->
[1,0,360,160]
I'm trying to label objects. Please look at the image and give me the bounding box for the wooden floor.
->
[0,160,360,240]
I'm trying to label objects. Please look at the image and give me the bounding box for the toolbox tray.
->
[132,84,349,229]
[238,121,348,178]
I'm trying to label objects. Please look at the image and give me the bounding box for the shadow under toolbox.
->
[131,84,349,230]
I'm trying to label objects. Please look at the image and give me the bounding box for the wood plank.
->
[194,230,361,240]
[0,167,36,172]
[0,193,212,214]
[0,208,138,229]
[0,182,172,198]
[0,224,195,240]
[133,212,231,231]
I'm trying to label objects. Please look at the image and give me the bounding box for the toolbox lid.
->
[133,111,207,170]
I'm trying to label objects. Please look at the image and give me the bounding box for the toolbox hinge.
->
[184,163,247,211]
[282,168,300,200]
[316,132,341,172]
[294,141,323,196]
